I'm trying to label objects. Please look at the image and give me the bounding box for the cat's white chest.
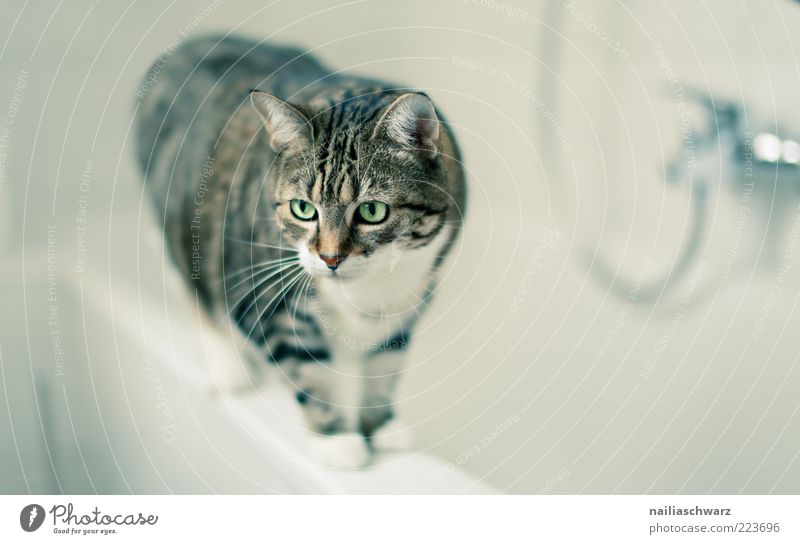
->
[313,227,450,352]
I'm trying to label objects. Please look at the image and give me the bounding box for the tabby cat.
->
[134,35,466,468]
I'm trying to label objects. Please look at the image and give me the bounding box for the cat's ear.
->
[249,91,313,152]
[373,93,440,158]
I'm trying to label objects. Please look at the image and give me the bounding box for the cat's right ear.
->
[249,91,313,152]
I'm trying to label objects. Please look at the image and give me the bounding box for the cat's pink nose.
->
[319,254,346,270]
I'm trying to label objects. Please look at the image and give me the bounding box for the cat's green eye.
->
[356,201,388,224]
[290,199,317,221]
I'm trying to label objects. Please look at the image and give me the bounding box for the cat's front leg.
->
[284,357,370,469]
[361,349,413,451]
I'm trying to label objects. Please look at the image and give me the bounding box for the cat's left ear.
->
[250,91,313,152]
[373,93,440,158]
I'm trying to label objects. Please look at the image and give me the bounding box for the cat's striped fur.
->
[134,35,466,467]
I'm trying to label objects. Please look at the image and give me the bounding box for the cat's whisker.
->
[231,264,301,315]
[232,268,303,340]
[289,274,314,343]
[298,275,313,315]
[224,237,300,252]
[241,268,307,347]
[220,256,300,285]
[222,254,299,274]
[223,260,300,294]
[226,262,303,317]
[254,242,301,251]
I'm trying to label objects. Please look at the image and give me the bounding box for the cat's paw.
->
[308,432,370,469]
[370,418,413,451]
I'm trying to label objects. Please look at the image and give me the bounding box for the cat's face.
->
[252,91,454,280]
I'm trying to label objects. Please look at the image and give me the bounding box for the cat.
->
[134,35,466,468]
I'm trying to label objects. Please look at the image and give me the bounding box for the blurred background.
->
[2,0,800,493]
